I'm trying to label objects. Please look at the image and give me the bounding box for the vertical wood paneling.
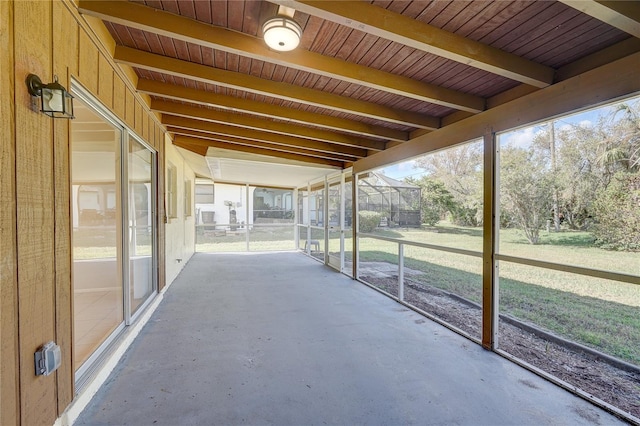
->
[125,87,135,128]
[157,123,163,151]
[4,2,172,422]
[55,4,79,78]
[135,99,143,136]
[78,29,98,94]
[153,122,160,150]
[0,1,19,425]
[149,122,155,150]
[149,121,155,150]
[52,1,78,414]
[142,110,149,141]
[14,1,58,424]
[84,14,117,56]
[98,53,114,110]
[113,74,126,120]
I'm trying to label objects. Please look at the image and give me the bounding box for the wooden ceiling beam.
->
[137,79,409,142]
[556,37,640,81]
[115,46,438,130]
[168,128,358,163]
[79,0,483,112]
[162,115,368,159]
[271,0,555,88]
[151,99,385,151]
[559,0,640,38]
[355,51,640,173]
[434,37,640,130]
[173,140,209,156]
[174,135,345,168]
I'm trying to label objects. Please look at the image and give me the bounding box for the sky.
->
[380,159,419,181]
[379,96,639,181]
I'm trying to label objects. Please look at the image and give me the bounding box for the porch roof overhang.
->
[78,0,640,186]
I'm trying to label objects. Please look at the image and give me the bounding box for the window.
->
[184,179,192,217]
[195,182,214,204]
[72,99,124,373]
[167,163,177,218]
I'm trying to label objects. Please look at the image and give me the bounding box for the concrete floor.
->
[75,252,624,426]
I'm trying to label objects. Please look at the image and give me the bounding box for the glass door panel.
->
[71,99,124,371]
[128,136,155,316]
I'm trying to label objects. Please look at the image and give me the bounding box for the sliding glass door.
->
[128,136,156,318]
[71,84,157,381]
[71,99,124,372]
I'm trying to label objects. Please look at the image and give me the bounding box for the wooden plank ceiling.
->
[79,0,640,173]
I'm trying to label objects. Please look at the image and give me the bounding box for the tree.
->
[406,177,456,226]
[533,122,603,231]
[550,101,640,233]
[592,172,640,251]
[525,101,640,232]
[597,103,640,177]
[530,122,563,231]
[413,142,483,226]
[500,146,555,244]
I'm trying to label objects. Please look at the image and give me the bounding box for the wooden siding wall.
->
[0,1,166,425]
[1,1,19,425]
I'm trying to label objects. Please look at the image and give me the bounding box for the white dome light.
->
[263,16,302,52]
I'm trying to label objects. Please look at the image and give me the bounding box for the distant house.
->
[195,180,294,231]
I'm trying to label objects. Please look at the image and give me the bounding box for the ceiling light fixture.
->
[263,6,302,52]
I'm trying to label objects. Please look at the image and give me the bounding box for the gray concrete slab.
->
[75,252,625,426]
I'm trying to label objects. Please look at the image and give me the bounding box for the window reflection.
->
[71,101,123,371]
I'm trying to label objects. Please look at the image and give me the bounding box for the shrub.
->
[421,205,440,226]
[358,210,382,232]
[450,205,480,227]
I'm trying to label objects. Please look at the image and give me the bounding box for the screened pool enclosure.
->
[358,172,421,227]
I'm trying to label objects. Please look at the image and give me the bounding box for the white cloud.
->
[500,126,544,149]
[380,159,418,180]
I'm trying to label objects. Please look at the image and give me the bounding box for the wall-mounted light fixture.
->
[263,6,302,52]
[26,74,74,119]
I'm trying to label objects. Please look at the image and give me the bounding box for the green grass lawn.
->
[196,226,297,252]
[367,223,639,276]
[358,222,640,365]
